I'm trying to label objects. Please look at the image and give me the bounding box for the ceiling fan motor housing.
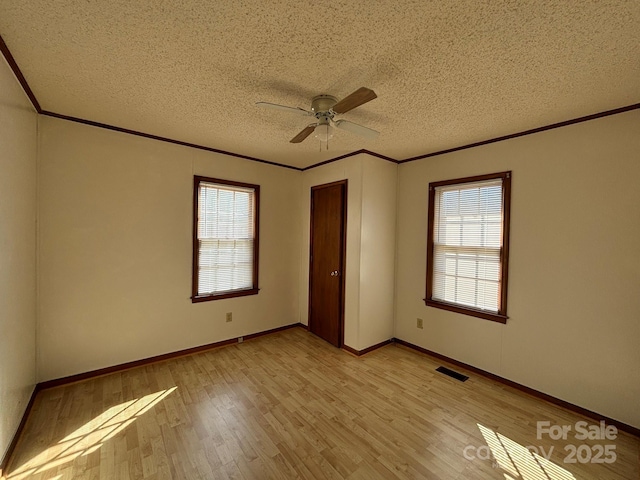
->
[311,95,338,116]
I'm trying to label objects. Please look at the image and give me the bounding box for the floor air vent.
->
[436,366,469,382]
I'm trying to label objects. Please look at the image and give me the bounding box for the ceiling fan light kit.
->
[314,119,333,143]
[256,87,379,148]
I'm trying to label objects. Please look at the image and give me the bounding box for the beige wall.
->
[0,57,37,461]
[358,158,397,350]
[299,155,396,351]
[37,116,301,382]
[395,110,640,428]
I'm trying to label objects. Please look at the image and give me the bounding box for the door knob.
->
[330,270,340,276]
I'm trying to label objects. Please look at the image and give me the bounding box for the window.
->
[426,172,511,323]
[192,176,259,302]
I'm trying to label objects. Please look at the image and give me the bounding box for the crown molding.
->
[398,103,640,164]
[40,111,301,171]
[2,34,638,172]
[0,34,41,112]
[301,149,398,171]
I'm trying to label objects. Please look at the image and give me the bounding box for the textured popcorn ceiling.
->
[1,1,639,168]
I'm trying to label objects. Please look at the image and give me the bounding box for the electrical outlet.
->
[226,312,232,322]
[417,318,423,329]
[238,336,244,343]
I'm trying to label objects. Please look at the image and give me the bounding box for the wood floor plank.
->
[4,327,639,479]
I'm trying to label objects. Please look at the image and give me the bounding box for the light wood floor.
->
[5,327,639,479]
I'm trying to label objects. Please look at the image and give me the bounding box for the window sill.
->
[192,288,259,303]
[424,299,508,324]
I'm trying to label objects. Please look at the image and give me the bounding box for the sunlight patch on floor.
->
[8,387,177,479]
[477,423,575,480]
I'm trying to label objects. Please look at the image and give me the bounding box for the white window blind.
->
[197,182,255,296]
[432,178,503,312]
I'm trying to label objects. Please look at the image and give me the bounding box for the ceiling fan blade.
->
[333,119,379,139]
[290,124,317,143]
[331,87,377,114]
[256,102,312,115]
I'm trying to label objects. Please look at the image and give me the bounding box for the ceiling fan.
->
[256,87,379,147]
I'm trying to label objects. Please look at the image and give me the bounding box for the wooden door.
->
[309,180,347,347]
